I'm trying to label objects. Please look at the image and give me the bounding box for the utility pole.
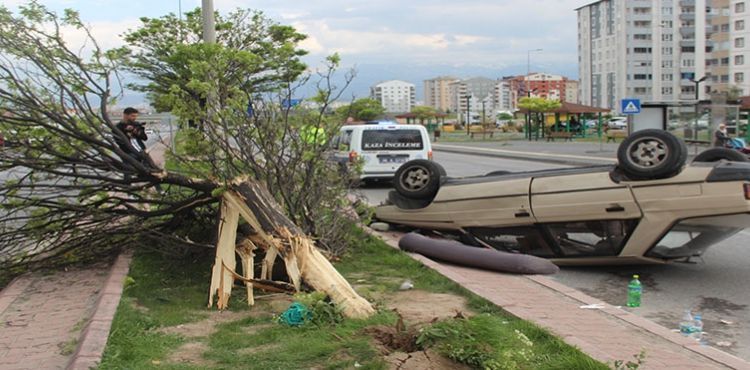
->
[465,95,472,135]
[202,0,216,43]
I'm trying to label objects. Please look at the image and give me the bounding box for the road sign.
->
[621,99,641,115]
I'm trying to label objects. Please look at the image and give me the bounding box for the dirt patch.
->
[385,350,469,370]
[167,341,214,366]
[159,310,254,338]
[385,290,472,325]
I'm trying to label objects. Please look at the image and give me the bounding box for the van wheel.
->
[617,129,687,180]
[693,148,749,163]
[394,160,442,200]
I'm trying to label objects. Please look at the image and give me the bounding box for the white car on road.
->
[607,117,628,129]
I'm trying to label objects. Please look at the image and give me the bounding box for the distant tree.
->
[123,8,308,118]
[497,112,514,120]
[336,98,385,121]
[410,105,437,124]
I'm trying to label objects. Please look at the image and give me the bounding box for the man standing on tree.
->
[113,107,160,188]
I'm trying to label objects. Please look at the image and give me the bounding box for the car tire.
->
[693,148,749,163]
[394,159,442,200]
[617,129,687,180]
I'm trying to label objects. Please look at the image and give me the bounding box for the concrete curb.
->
[66,251,133,370]
[365,228,750,369]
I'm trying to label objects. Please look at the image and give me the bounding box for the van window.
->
[361,129,423,151]
[339,130,352,151]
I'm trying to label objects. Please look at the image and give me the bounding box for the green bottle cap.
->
[633,274,639,279]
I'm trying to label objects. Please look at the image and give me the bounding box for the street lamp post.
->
[689,76,708,140]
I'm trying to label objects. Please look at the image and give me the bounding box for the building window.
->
[634,47,652,53]
[736,73,744,83]
[662,34,673,42]
[682,59,695,67]
[722,57,730,65]
[634,34,652,40]
[736,2,746,13]
[662,74,674,81]
[662,47,673,55]
[681,46,695,53]
[662,87,674,95]
[634,74,649,80]
[736,38,745,48]
[736,55,745,65]
[737,20,746,30]
[721,75,730,83]
[662,60,673,68]
[722,24,731,32]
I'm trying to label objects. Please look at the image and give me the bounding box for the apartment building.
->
[449,77,497,123]
[424,76,459,112]
[496,73,579,111]
[577,0,709,109]
[370,80,416,113]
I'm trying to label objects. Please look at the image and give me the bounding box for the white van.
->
[331,124,432,180]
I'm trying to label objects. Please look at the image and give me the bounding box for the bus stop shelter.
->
[516,102,610,140]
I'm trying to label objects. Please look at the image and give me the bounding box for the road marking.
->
[433,144,618,163]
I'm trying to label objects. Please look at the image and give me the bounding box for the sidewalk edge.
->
[364,227,750,370]
[66,250,133,370]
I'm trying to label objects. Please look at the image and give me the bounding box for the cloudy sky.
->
[5,0,587,102]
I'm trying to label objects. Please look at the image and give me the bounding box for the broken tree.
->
[208,178,375,319]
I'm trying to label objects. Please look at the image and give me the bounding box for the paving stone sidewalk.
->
[0,264,110,370]
[373,230,750,370]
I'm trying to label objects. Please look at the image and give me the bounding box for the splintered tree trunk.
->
[208,178,374,319]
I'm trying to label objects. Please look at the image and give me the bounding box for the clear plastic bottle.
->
[691,313,703,341]
[627,275,642,307]
[680,310,694,336]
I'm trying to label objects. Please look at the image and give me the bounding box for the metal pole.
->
[465,95,471,135]
[690,76,707,140]
[201,0,216,43]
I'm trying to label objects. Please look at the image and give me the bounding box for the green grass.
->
[100,229,607,369]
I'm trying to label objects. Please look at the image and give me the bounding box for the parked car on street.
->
[607,117,628,129]
[375,130,750,265]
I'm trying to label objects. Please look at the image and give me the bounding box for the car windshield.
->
[361,129,423,151]
[646,214,750,259]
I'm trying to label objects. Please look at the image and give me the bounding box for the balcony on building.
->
[680,27,695,38]
[679,0,695,6]
[679,12,696,21]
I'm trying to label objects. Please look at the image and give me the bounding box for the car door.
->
[530,171,642,223]
[438,177,534,228]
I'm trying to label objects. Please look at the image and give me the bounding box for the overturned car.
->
[375,130,750,265]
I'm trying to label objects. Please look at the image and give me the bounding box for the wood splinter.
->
[208,179,375,319]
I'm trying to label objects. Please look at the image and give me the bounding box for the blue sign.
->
[282,98,302,108]
[621,99,641,114]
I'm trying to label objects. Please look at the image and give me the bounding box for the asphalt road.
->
[358,151,750,361]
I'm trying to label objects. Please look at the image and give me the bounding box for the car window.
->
[335,129,352,151]
[544,220,637,257]
[361,129,423,151]
[468,227,558,258]
[646,214,750,259]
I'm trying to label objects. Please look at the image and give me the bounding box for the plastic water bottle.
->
[627,274,642,307]
[691,313,703,341]
[680,310,694,336]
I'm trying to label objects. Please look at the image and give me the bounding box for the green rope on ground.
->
[278,302,312,326]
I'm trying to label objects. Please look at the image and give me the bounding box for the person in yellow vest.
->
[300,124,327,145]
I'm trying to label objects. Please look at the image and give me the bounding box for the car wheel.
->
[394,159,442,199]
[693,148,749,163]
[617,129,687,180]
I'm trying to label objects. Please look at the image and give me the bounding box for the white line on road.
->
[433,144,618,163]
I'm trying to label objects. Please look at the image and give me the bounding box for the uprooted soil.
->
[385,290,474,325]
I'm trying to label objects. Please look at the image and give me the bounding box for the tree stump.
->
[208,178,375,319]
